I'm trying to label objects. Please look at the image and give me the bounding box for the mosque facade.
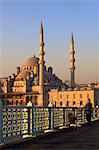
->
[0,22,99,107]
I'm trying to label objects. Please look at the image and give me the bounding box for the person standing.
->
[85,98,92,126]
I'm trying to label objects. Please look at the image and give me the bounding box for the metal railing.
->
[0,100,99,145]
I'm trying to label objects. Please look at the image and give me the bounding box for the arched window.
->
[7,100,9,105]
[87,93,89,98]
[73,101,75,106]
[80,101,82,106]
[16,100,18,105]
[54,101,56,107]
[80,94,82,98]
[20,100,23,105]
[12,100,13,105]
[35,96,37,105]
[60,94,62,98]
[47,93,49,99]
[26,96,29,104]
[60,101,62,106]
[66,101,69,106]
[66,95,68,99]
[30,96,32,102]
[2,100,5,105]
[73,94,75,99]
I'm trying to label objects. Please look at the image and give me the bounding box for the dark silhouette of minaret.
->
[70,32,75,88]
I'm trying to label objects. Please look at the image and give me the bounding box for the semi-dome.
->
[16,71,28,79]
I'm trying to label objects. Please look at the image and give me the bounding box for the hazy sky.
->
[0,0,99,83]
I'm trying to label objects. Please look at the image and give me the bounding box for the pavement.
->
[1,120,99,150]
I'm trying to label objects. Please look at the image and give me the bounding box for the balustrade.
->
[0,100,99,145]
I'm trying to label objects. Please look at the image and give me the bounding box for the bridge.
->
[0,100,99,149]
[2,120,99,149]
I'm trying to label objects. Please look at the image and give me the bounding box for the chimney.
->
[13,73,16,79]
[48,67,53,75]
[16,66,20,75]
[44,65,46,71]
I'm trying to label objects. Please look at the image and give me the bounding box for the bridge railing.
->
[0,100,99,145]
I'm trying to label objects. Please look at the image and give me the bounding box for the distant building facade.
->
[48,88,99,107]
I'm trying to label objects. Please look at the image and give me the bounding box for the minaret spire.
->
[70,32,75,88]
[40,21,44,44]
[39,21,45,105]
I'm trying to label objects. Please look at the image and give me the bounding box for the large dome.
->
[16,55,39,80]
[22,55,39,68]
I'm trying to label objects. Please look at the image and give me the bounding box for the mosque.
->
[0,22,99,107]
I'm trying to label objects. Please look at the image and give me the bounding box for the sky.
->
[0,0,99,83]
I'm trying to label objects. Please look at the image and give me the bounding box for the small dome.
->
[87,87,93,90]
[67,88,72,91]
[61,87,65,91]
[73,87,79,91]
[80,87,86,90]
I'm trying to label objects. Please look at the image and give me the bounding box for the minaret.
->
[70,32,75,88]
[39,21,45,105]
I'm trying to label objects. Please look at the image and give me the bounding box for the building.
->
[48,88,99,107]
[0,21,99,107]
[0,21,63,106]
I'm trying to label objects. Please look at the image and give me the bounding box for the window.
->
[54,101,56,107]
[20,100,23,105]
[73,101,75,106]
[26,96,29,104]
[73,94,75,99]
[80,101,82,106]
[47,93,49,99]
[60,94,62,98]
[35,96,38,105]
[87,93,89,98]
[30,96,32,103]
[16,100,18,105]
[66,95,68,99]
[66,101,69,106]
[12,100,13,105]
[20,83,22,86]
[7,100,9,105]
[80,94,82,98]
[60,101,62,106]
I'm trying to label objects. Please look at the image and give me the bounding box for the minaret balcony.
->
[70,66,75,69]
[40,43,44,46]
[38,61,44,64]
[39,51,45,55]
[70,59,75,62]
